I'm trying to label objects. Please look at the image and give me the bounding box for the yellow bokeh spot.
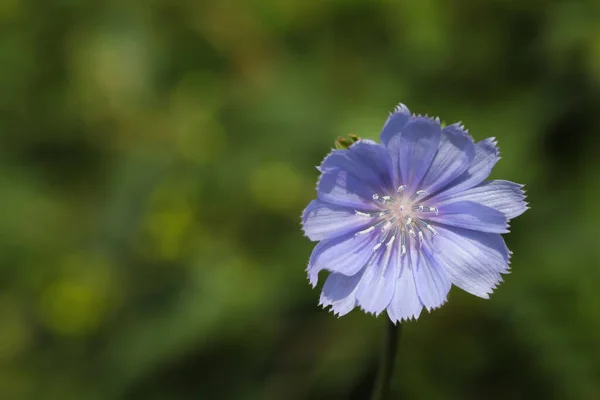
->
[40,281,106,336]
[144,204,194,260]
[141,181,197,261]
[39,253,114,337]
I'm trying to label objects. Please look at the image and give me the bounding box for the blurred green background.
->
[2,0,600,399]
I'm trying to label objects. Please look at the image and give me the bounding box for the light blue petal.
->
[431,225,510,299]
[426,200,509,233]
[319,269,365,316]
[433,180,528,220]
[380,103,411,146]
[355,244,401,315]
[319,140,393,191]
[433,137,499,198]
[308,229,379,286]
[418,123,475,196]
[386,246,423,322]
[411,243,451,311]
[302,200,374,241]
[348,140,395,190]
[317,168,380,210]
[388,116,441,192]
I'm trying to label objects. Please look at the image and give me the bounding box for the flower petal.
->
[388,116,441,192]
[319,140,393,191]
[319,269,365,316]
[431,225,510,299]
[433,137,499,198]
[418,123,475,196]
[426,201,509,233]
[380,103,411,146]
[386,246,423,322]
[355,243,401,315]
[433,180,528,220]
[317,168,380,210]
[308,229,379,286]
[302,200,375,241]
[411,243,451,310]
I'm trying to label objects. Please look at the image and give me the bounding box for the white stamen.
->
[356,226,375,235]
[386,235,396,247]
[401,229,407,256]
[363,186,440,254]
[410,190,429,201]
[425,224,438,236]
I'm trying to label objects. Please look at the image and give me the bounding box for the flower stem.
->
[370,319,401,400]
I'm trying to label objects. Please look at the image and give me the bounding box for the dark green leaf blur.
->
[1,0,599,399]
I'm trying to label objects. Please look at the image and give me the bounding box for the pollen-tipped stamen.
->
[411,205,439,215]
[400,227,407,256]
[410,190,429,201]
[417,220,438,236]
[356,226,375,235]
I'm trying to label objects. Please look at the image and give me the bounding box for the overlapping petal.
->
[380,103,411,146]
[319,269,365,316]
[433,180,528,220]
[431,225,510,299]
[387,116,442,192]
[356,244,401,315]
[434,137,500,199]
[319,140,394,191]
[427,201,509,233]
[386,246,423,322]
[317,168,380,210]
[302,200,374,241]
[411,242,451,310]
[307,229,379,286]
[418,123,475,196]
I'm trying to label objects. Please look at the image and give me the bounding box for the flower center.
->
[354,185,439,256]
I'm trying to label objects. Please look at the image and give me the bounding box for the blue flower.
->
[301,104,528,322]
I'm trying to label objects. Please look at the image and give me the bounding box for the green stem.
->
[370,319,402,400]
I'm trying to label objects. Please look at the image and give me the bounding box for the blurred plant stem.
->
[370,320,401,400]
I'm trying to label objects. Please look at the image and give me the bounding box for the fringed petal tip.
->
[444,122,475,143]
[318,298,355,318]
[358,306,387,318]
[410,113,443,126]
[423,298,449,313]
[307,263,323,288]
[387,311,421,324]
[390,103,410,116]
[316,149,341,173]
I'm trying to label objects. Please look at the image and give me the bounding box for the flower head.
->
[301,104,528,322]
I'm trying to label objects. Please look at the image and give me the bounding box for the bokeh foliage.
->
[1,0,600,399]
